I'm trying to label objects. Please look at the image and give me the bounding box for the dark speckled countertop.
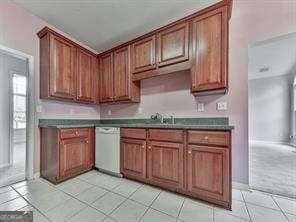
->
[39,118,234,131]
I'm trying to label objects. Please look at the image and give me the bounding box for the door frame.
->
[0,44,35,181]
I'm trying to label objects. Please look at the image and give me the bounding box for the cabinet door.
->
[50,35,76,99]
[157,22,189,67]
[77,49,95,103]
[121,138,146,179]
[59,137,87,178]
[131,35,156,73]
[147,141,183,190]
[191,7,228,93]
[114,46,131,101]
[187,145,230,202]
[99,53,114,102]
[85,128,94,170]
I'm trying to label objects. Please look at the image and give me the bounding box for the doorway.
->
[248,33,296,198]
[0,49,30,187]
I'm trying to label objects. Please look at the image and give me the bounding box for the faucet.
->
[151,113,175,124]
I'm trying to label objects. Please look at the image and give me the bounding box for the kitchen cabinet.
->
[98,46,140,103]
[131,35,156,74]
[77,49,96,103]
[40,127,94,184]
[38,27,97,103]
[120,138,147,179]
[191,6,229,94]
[120,127,232,209]
[157,22,189,67]
[98,52,114,102]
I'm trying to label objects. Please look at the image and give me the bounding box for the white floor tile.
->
[286,213,296,222]
[81,173,122,190]
[92,192,126,214]
[67,206,106,222]
[233,189,244,202]
[76,186,108,204]
[247,203,288,222]
[19,205,51,222]
[214,211,248,222]
[110,199,147,222]
[0,185,12,194]
[140,208,176,222]
[112,179,142,197]
[24,190,71,212]
[151,191,184,217]
[0,189,20,204]
[103,217,117,222]
[215,200,250,221]
[76,170,100,180]
[45,198,86,222]
[179,199,213,222]
[242,190,279,210]
[130,185,161,206]
[57,178,93,196]
[0,196,28,210]
[274,196,296,215]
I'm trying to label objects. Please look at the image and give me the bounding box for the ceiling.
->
[11,0,219,53]
[249,32,296,80]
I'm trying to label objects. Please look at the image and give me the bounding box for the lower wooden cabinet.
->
[40,127,94,184]
[120,138,146,179]
[147,141,183,191]
[120,128,232,209]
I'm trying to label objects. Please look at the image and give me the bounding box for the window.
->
[12,74,26,129]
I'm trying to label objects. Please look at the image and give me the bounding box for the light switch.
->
[137,107,143,114]
[197,103,204,112]
[217,101,227,111]
[36,105,42,113]
[108,109,112,116]
[69,109,75,114]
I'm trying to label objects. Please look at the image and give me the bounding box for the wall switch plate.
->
[108,109,112,116]
[217,101,227,111]
[69,109,75,114]
[197,103,205,112]
[137,107,143,114]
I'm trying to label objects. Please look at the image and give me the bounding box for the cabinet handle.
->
[75,131,78,135]
[141,145,144,149]
[148,146,151,149]
[86,140,89,144]
[188,150,192,154]
[204,136,209,140]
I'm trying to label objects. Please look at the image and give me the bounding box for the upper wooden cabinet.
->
[98,52,114,102]
[38,27,97,103]
[131,35,156,74]
[191,6,228,94]
[157,22,189,67]
[77,49,96,103]
[98,46,140,103]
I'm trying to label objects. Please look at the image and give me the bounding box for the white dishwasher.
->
[95,127,121,177]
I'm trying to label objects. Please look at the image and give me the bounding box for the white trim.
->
[232,182,250,191]
[33,172,40,179]
[250,140,291,146]
[0,44,35,182]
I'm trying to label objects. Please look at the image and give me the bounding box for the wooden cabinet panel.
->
[77,49,95,102]
[121,128,146,139]
[60,137,87,178]
[148,141,183,189]
[187,145,230,203]
[149,129,183,143]
[85,128,94,169]
[50,35,76,99]
[191,7,228,93]
[188,130,230,147]
[99,53,114,102]
[121,138,146,179]
[114,46,130,101]
[131,35,156,73]
[157,22,189,67]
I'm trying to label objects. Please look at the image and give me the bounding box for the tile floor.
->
[0,170,295,222]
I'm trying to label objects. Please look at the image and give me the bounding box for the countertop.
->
[39,118,234,131]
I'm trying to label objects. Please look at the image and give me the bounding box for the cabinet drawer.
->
[60,128,90,139]
[187,130,230,147]
[149,129,183,143]
[121,128,146,139]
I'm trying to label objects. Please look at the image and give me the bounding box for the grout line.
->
[176,198,185,221]
[271,195,291,222]
[241,191,253,222]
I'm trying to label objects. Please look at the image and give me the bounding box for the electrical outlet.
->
[217,101,227,111]
[137,107,143,114]
[69,109,75,114]
[197,103,204,112]
[108,109,112,116]
[36,105,42,113]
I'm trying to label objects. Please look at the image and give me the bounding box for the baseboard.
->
[250,140,291,146]
[232,182,250,191]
